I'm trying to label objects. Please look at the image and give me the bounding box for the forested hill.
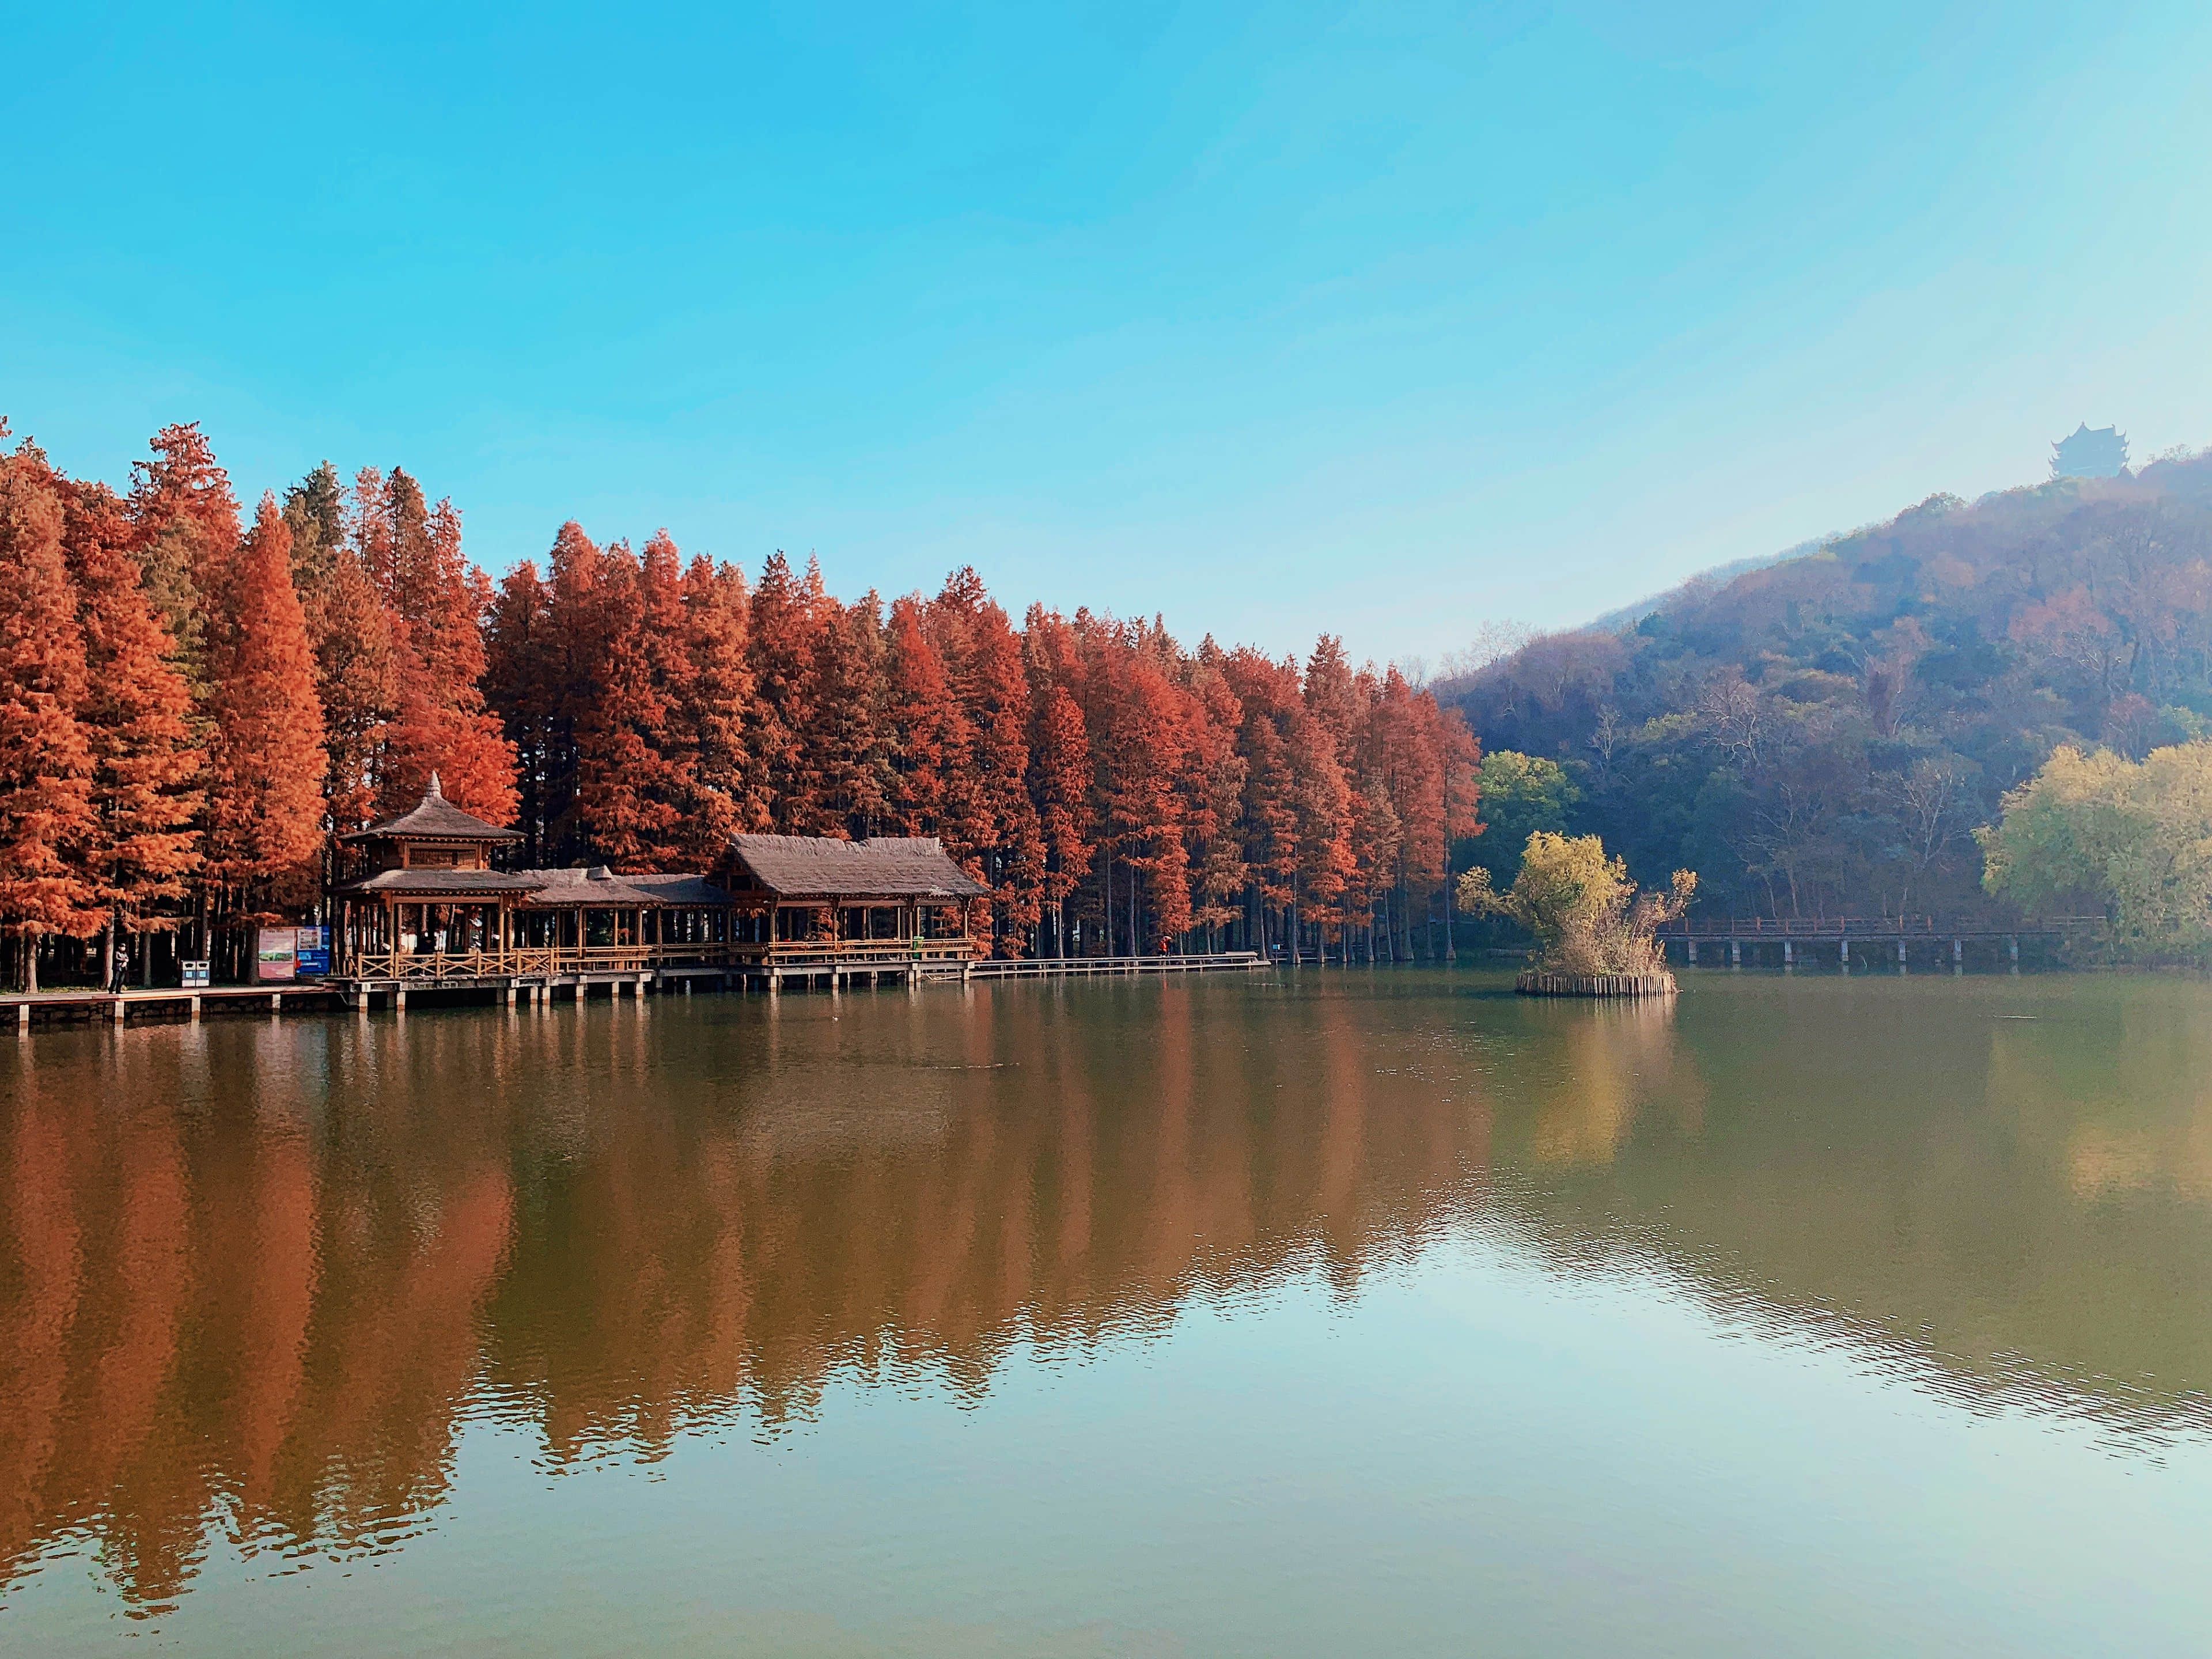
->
[1442,449,2212,920]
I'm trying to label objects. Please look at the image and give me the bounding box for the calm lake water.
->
[3,967,2210,1656]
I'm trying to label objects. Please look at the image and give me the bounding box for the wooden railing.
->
[343,938,978,980]
[1656,915,2106,938]
[726,940,976,969]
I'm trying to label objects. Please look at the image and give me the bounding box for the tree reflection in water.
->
[2,971,2209,1611]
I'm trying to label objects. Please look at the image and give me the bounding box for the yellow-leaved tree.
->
[1978,741,2212,959]
[1457,831,1696,974]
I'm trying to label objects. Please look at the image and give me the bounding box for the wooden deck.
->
[0,984,345,1028]
[2,949,1270,1029]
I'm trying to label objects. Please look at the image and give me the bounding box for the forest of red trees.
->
[0,421,1479,988]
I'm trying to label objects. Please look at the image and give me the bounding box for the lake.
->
[3,967,2210,1656]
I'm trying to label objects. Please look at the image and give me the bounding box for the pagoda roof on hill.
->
[724,835,988,899]
[342,774,522,843]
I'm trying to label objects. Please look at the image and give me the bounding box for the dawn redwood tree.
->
[0,437,101,989]
[1092,642,1192,951]
[572,540,686,867]
[883,594,957,838]
[358,469,516,823]
[486,560,559,862]
[1221,648,1304,955]
[1027,680,1094,955]
[286,461,397,841]
[793,593,892,839]
[62,476,204,982]
[745,552,822,827]
[126,422,243,696]
[1182,645,1249,950]
[675,554,763,854]
[929,569,1042,946]
[541,520,615,859]
[202,496,328,969]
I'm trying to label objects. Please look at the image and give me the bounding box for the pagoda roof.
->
[342,774,522,843]
[514,868,732,908]
[332,865,738,906]
[724,835,988,899]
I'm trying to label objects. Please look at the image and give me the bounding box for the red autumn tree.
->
[674,554,764,855]
[62,475,204,977]
[745,552,823,828]
[203,496,328,948]
[883,594,958,837]
[485,559,560,863]
[571,539,688,868]
[1181,642,1248,949]
[357,470,516,823]
[1027,679,1094,956]
[0,436,101,988]
[283,463,396,842]
[927,569,1040,948]
[126,422,243,693]
[793,593,892,839]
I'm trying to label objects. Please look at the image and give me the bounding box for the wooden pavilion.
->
[330,781,986,993]
[711,835,989,976]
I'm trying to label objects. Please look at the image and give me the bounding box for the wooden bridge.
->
[1656,915,2105,968]
[2,949,1270,1029]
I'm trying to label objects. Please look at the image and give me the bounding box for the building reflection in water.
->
[2,972,2210,1610]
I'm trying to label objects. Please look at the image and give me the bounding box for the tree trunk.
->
[24,932,39,995]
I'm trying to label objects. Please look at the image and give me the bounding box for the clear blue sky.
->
[7,2,2210,665]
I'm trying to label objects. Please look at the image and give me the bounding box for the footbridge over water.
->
[1656,915,2106,968]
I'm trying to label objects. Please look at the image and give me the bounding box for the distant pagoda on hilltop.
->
[2051,423,2129,479]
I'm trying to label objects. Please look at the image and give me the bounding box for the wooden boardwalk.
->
[1656,915,2105,967]
[2,952,1270,1030]
[0,984,343,1029]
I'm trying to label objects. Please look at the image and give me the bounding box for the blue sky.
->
[6,2,2210,665]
